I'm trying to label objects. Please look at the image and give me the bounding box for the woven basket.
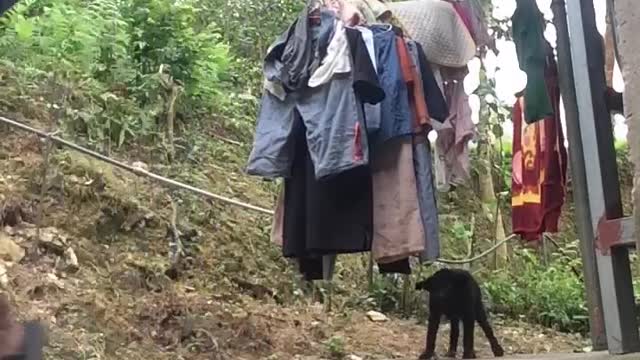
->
[387,0,476,67]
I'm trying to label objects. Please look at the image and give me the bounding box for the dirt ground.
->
[0,125,590,360]
[3,245,587,360]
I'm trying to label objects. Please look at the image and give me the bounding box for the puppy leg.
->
[462,314,476,359]
[420,313,441,359]
[445,319,459,358]
[476,303,504,357]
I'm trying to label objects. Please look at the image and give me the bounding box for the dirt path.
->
[2,234,586,360]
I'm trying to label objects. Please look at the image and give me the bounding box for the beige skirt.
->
[372,137,425,263]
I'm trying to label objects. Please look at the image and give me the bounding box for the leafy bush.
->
[123,0,230,102]
[483,245,588,333]
[0,0,230,146]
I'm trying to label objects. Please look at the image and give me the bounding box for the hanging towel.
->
[511,54,567,241]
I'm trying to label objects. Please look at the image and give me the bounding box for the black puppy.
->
[415,268,504,359]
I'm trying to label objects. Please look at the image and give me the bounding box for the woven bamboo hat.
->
[387,0,476,67]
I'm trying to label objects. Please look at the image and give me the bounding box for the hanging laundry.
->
[344,0,392,24]
[247,8,386,280]
[368,25,414,145]
[387,0,476,67]
[445,0,492,49]
[262,9,335,101]
[414,137,440,261]
[352,25,383,135]
[371,137,426,264]
[433,66,475,190]
[409,41,449,123]
[379,259,412,274]
[347,26,385,133]
[397,36,430,131]
[325,0,363,26]
[511,0,553,124]
[282,119,373,279]
[267,7,332,92]
[308,21,352,87]
[344,27,385,103]
[432,64,445,96]
[247,12,382,180]
[272,185,339,281]
[449,1,474,38]
[511,51,567,241]
[251,4,444,279]
[355,26,377,71]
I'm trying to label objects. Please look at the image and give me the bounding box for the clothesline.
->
[435,234,517,264]
[0,115,531,266]
[0,116,275,215]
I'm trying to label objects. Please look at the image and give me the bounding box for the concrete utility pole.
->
[612,0,640,252]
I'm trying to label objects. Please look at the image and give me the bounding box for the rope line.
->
[435,234,518,264]
[0,116,274,215]
[0,116,525,264]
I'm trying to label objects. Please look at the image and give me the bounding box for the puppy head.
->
[415,269,457,298]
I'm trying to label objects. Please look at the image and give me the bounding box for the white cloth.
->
[309,21,352,87]
[356,26,377,72]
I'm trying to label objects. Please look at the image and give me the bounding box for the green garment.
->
[511,0,553,124]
